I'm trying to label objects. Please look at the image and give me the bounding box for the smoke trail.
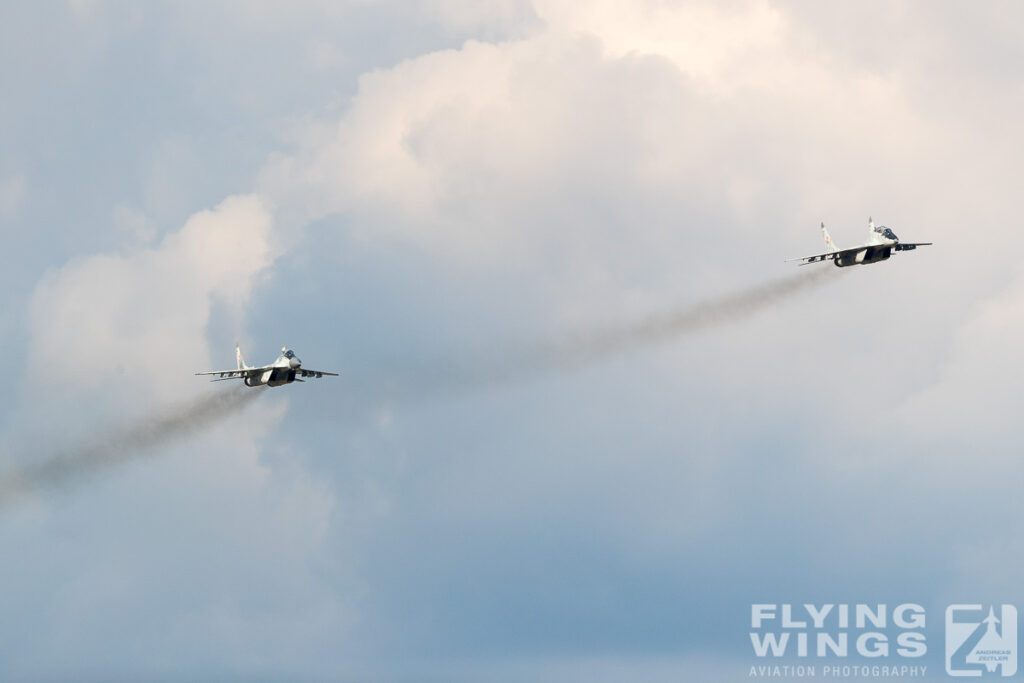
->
[0,386,264,508]
[378,267,842,400]
[531,266,840,371]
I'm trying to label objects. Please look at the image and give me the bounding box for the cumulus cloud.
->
[249,0,1024,631]
[2,191,344,675]
[898,268,1024,438]
[255,0,959,447]
[5,193,287,514]
[11,1,1024,677]
[536,0,785,82]
[261,0,947,276]
[26,194,274,402]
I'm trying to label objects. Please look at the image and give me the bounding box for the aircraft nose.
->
[290,356,301,369]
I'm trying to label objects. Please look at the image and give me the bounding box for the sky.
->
[2,1,1024,680]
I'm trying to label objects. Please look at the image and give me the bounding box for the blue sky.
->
[2,2,1024,680]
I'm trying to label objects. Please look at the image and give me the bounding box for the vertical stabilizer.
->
[866,216,885,245]
[821,222,838,254]
[236,344,247,370]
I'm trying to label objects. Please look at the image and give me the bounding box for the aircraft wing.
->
[786,250,843,265]
[788,242,933,265]
[195,365,271,381]
[297,368,338,379]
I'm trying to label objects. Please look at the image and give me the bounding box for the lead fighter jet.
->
[790,218,931,267]
[196,345,338,387]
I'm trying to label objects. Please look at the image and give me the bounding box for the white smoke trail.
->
[0,386,264,508]
[0,268,839,500]
[539,266,840,369]
[373,267,843,400]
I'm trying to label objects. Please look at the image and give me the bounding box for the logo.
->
[946,604,1018,677]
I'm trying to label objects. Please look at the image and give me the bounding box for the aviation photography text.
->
[750,603,929,679]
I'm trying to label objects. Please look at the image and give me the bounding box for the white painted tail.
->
[821,222,838,254]
[236,344,248,370]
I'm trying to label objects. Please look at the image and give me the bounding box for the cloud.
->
[0,404,343,678]
[536,0,785,82]
[26,194,274,402]
[260,0,947,277]
[246,5,1024,669]
[10,1,1024,678]
[9,193,281,497]
[898,267,1024,439]
[0,386,265,509]
[2,190,344,676]
[254,0,959,447]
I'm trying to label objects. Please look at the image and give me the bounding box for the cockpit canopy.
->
[875,226,898,241]
[283,349,295,359]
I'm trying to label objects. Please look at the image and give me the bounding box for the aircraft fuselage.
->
[244,367,298,387]
[834,245,892,267]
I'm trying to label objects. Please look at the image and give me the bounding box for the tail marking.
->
[821,222,838,254]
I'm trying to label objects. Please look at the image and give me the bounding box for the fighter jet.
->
[790,218,931,267]
[196,345,338,387]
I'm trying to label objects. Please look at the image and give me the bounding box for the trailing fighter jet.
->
[789,218,931,267]
[196,345,338,387]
